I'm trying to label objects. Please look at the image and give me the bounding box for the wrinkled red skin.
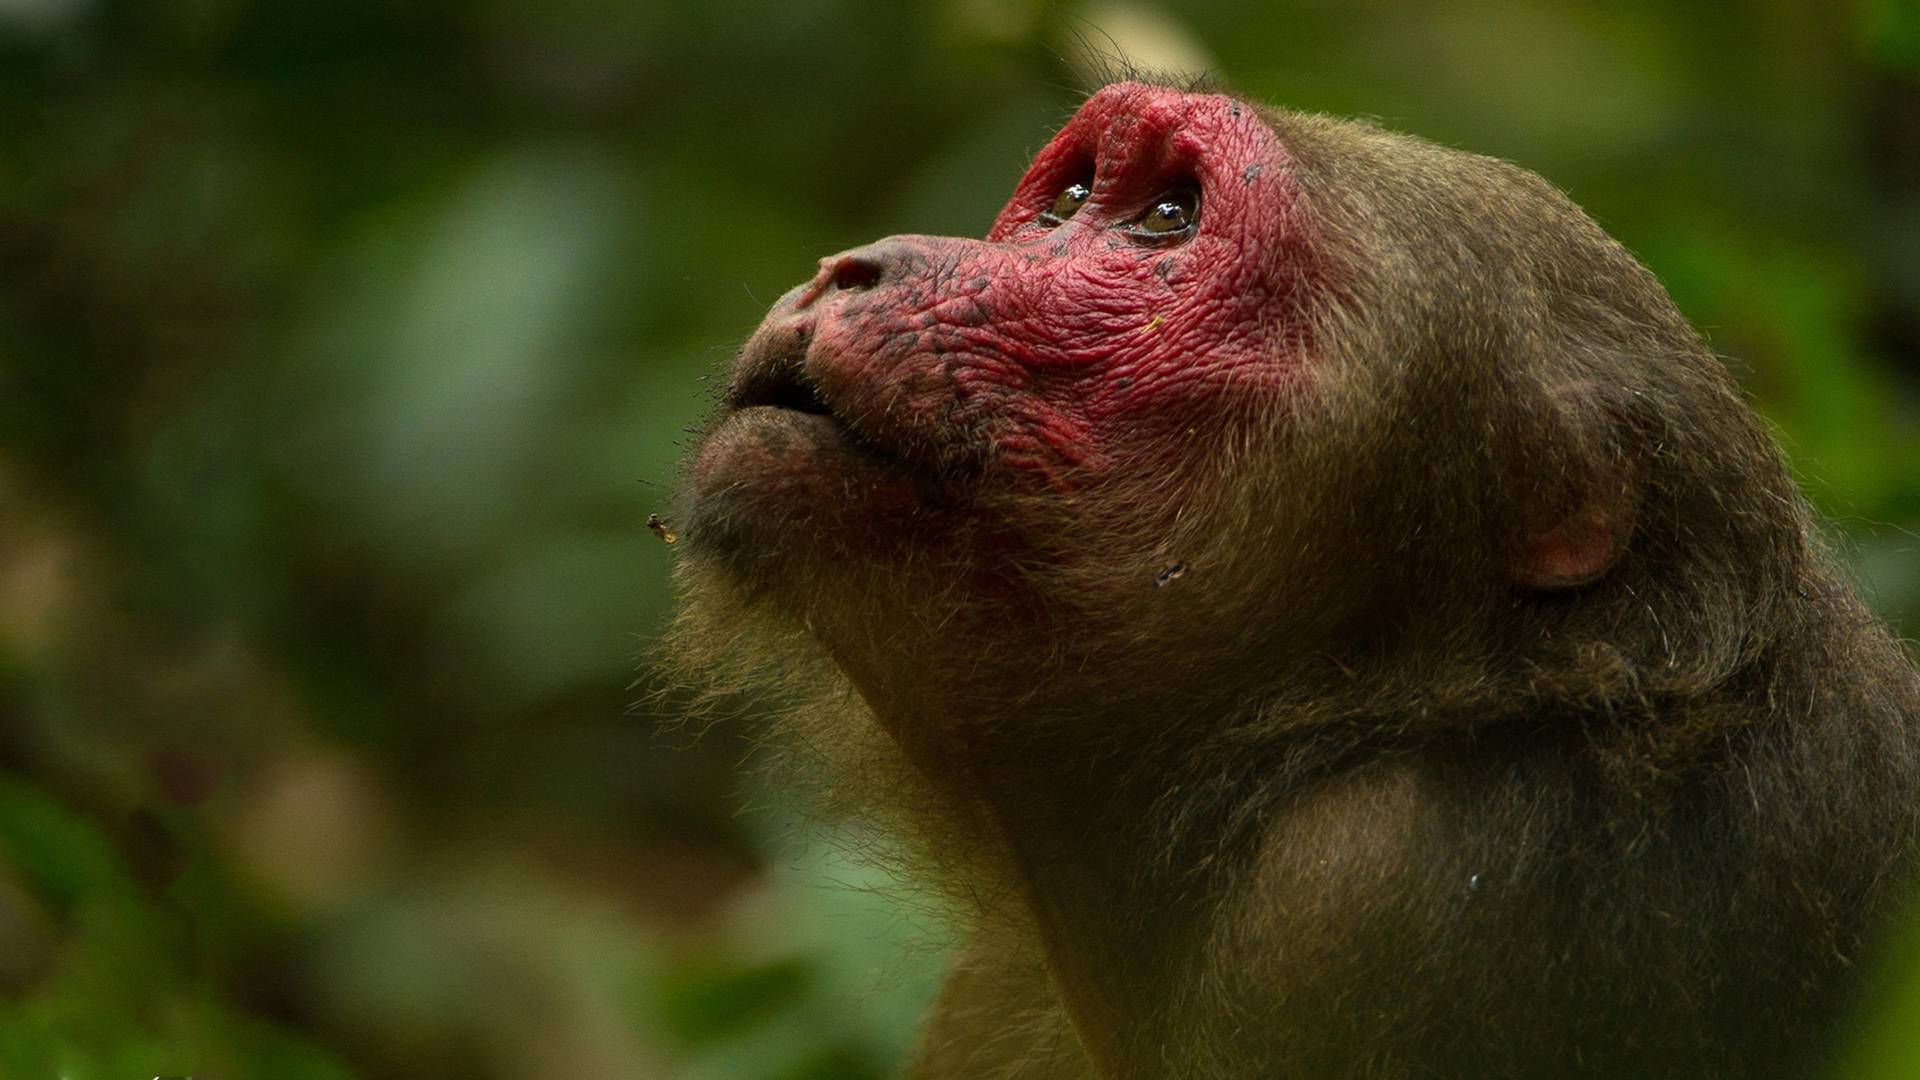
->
[693,83,1321,541]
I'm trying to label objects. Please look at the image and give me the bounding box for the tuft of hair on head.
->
[1055,18,1220,98]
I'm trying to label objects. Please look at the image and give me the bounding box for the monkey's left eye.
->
[1130,188,1199,240]
[1040,182,1092,224]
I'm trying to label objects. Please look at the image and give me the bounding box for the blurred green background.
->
[1,0,1917,1077]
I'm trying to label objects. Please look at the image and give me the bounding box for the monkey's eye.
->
[1130,188,1199,240]
[1040,182,1092,224]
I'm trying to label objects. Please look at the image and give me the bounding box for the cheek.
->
[1075,345,1284,481]
[805,242,1298,490]
[994,326,1285,486]
[1074,264,1296,454]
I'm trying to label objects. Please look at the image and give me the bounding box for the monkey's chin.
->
[683,405,935,569]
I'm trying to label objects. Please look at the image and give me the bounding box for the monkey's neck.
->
[857,686,1250,1068]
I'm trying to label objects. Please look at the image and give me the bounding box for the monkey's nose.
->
[824,246,887,291]
[800,239,916,305]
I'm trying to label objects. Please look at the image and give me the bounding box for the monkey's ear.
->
[1515,486,1633,590]
[1513,387,1642,591]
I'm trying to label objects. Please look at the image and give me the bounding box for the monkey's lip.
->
[723,344,901,466]
[729,347,835,417]
[695,336,900,495]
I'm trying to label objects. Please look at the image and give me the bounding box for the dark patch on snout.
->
[951,298,993,328]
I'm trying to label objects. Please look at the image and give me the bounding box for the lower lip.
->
[693,406,860,488]
[689,405,936,538]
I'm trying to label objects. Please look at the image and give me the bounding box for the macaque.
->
[665,80,1920,1079]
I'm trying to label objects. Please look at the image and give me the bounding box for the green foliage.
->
[0,783,353,1080]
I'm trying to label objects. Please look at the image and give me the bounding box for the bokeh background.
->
[1,1,1918,1077]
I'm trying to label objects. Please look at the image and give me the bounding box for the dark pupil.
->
[1137,190,1198,235]
[1046,182,1091,221]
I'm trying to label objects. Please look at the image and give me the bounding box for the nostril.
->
[804,241,912,304]
[830,255,883,291]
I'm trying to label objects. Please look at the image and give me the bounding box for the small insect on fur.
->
[647,513,678,546]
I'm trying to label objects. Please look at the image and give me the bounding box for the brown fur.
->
[663,87,1920,1078]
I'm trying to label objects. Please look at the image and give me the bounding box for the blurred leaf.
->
[0,779,132,909]
[1859,0,1920,70]
[656,955,814,1046]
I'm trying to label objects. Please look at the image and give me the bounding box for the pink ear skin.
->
[1516,496,1632,590]
[1513,382,1641,591]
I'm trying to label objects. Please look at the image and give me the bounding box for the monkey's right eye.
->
[1040,182,1092,224]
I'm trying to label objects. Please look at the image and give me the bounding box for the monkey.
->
[662,80,1920,1079]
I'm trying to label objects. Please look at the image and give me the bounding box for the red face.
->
[690,83,1323,560]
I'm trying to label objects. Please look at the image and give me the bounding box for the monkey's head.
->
[673,82,1802,736]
